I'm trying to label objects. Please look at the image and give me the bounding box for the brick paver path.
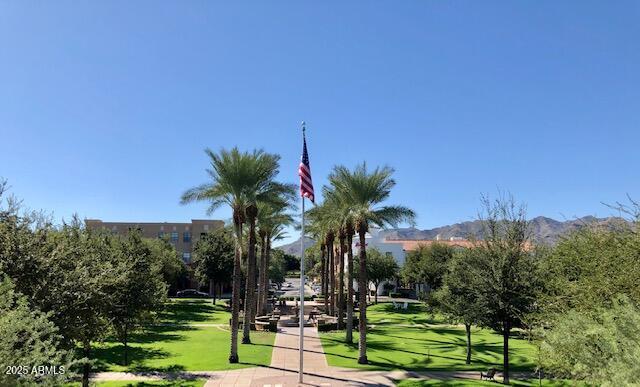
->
[203,323,400,387]
[268,326,329,373]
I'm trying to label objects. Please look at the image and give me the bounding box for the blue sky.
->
[1,1,638,245]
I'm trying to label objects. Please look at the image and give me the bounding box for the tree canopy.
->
[401,242,455,296]
[192,227,235,303]
[364,248,399,304]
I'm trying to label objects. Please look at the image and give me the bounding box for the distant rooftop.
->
[86,219,223,224]
[384,238,478,251]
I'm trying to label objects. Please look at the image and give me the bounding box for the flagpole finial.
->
[301,121,306,133]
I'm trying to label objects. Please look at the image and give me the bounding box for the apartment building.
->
[85,219,224,264]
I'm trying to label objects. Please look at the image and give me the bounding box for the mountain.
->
[275,236,315,257]
[276,216,625,256]
[380,216,623,245]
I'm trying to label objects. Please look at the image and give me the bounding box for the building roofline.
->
[85,219,223,225]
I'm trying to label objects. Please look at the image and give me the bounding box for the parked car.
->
[176,289,209,298]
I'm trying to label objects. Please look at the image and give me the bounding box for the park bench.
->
[480,368,497,381]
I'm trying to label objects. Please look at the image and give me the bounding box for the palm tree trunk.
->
[329,239,335,316]
[346,233,354,343]
[257,233,266,315]
[338,238,345,329]
[264,236,271,313]
[357,230,368,364]
[374,281,378,304]
[252,243,258,319]
[229,220,242,363]
[320,244,327,313]
[243,213,258,344]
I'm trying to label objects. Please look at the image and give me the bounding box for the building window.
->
[158,231,165,239]
[170,232,179,242]
[182,252,191,263]
[183,231,191,243]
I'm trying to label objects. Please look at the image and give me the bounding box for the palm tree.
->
[307,202,343,316]
[256,201,294,315]
[306,204,331,314]
[322,185,357,341]
[306,205,327,310]
[181,147,291,361]
[337,231,345,329]
[327,230,336,315]
[327,163,415,364]
[344,218,356,342]
[240,169,294,345]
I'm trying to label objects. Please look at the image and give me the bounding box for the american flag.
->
[298,128,314,203]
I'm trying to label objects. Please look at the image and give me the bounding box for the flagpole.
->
[299,195,305,383]
[299,122,306,383]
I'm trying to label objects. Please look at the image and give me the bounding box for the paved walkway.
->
[204,325,401,387]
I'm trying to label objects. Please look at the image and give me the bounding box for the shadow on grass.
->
[321,328,534,372]
[91,345,173,372]
[158,299,227,324]
[90,324,199,372]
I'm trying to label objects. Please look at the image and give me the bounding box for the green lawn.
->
[397,378,578,387]
[92,299,275,372]
[320,302,537,372]
[158,298,231,325]
[68,381,205,387]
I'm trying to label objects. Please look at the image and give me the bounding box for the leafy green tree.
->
[533,204,640,385]
[540,221,640,316]
[0,180,51,305]
[365,248,399,304]
[433,248,484,364]
[325,163,415,364]
[0,185,111,387]
[282,252,300,272]
[110,231,167,366]
[0,276,74,387]
[540,296,640,385]
[268,249,287,286]
[145,237,186,296]
[39,222,117,387]
[192,228,234,304]
[401,242,455,296]
[472,195,540,384]
[304,244,321,280]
